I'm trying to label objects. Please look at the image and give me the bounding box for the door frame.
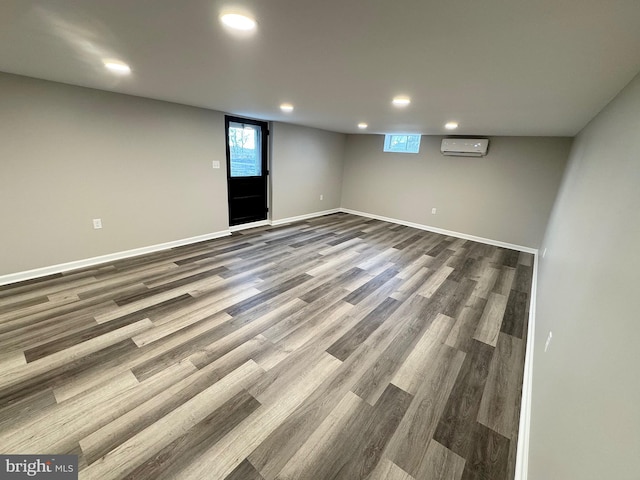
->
[224,115,270,227]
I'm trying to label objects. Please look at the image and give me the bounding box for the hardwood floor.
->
[0,213,533,480]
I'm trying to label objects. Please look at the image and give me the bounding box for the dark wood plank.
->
[512,264,533,294]
[173,242,254,265]
[326,297,401,361]
[384,343,466,478]
[502,250,519,268]
[0,296,50,315]
[329,384,413,479]
[299,267,366,304]
[442,277,478,319]
[0,213,531,480]
[393,234,423,250]
[225,273,313,317]
[426,239,454,257]
[0,388,57,431]
[460,423,510,480]
[121,390,261,480]
[349,288,455,405]
[445,295,487,353]
[225,459,265,480]
[0,273,65,296]
[343,266,398,305]
[113,267,227,306]
[449,257,476,283]
[433,339,495,460]
[24,306,168,362]
[289,231,336,249]
[276,384,412,479]
[500,290,528,339]
[0,339,138,405]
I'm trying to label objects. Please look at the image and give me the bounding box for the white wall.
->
[0,73,348,278]
[271,122,345,221]
[529,72,640,479]
[0,73,229,276]
[341,135,571,248]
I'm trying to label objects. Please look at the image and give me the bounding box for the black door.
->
[225,116,269,226]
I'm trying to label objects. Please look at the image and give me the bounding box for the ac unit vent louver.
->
[441,138,489,157]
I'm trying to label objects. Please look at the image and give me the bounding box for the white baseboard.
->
[341,207,537,479]
[229,220,271,232]
[271,208,341,227]
[0,204,537,477]
[514,250,538,480]
[339,208,538,254]
[0,230,231,287]
[0,208,342,286]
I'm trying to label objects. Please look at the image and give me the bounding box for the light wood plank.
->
[391,313,455,395]
[0,319,153,391]
[473,292,508,347]
[0,370,140,453]
[417,265,454,298]
[368,458,415,480]
[79,360,265,480]
[0,214,531,480]
[477,332,525,438]
[93,276,225,324]
[275,391,365,479]
[0,350,27,369]
[132,310,232,347]
[384,344,466,477]
[173,353,341,480]
[417,440,466,480]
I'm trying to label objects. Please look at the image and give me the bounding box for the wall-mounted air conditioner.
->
[441,138,489,157]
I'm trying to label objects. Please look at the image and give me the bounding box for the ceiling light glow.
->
[280,103,294,113]
[392,96,411,107]
[445,122,459,130]
[103,61,131,74]
[358,123,368,129]
[220,13,257,31]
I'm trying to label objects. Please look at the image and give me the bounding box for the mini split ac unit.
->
[441,138,489,157]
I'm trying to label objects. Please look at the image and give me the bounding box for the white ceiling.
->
[1,0,639,136]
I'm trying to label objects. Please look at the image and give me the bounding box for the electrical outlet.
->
[544,331,553,352]
[431,208,437,214]
[212,160,220,169]
[320,194,324,201]
[93,218,102,229]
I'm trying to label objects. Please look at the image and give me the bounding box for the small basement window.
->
[383,134,421,154]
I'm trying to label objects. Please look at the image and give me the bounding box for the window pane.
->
[229,123,261,177]
[383,134,421,153]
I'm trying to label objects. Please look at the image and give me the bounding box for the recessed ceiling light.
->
[103,61,131,74]
[280,103,294,113]
[220,13,257,31]
[445,122,459,130]
[357,123,368,129]
[392,96,411,107]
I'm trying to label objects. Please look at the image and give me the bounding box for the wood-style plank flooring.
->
[0,213,533,480]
